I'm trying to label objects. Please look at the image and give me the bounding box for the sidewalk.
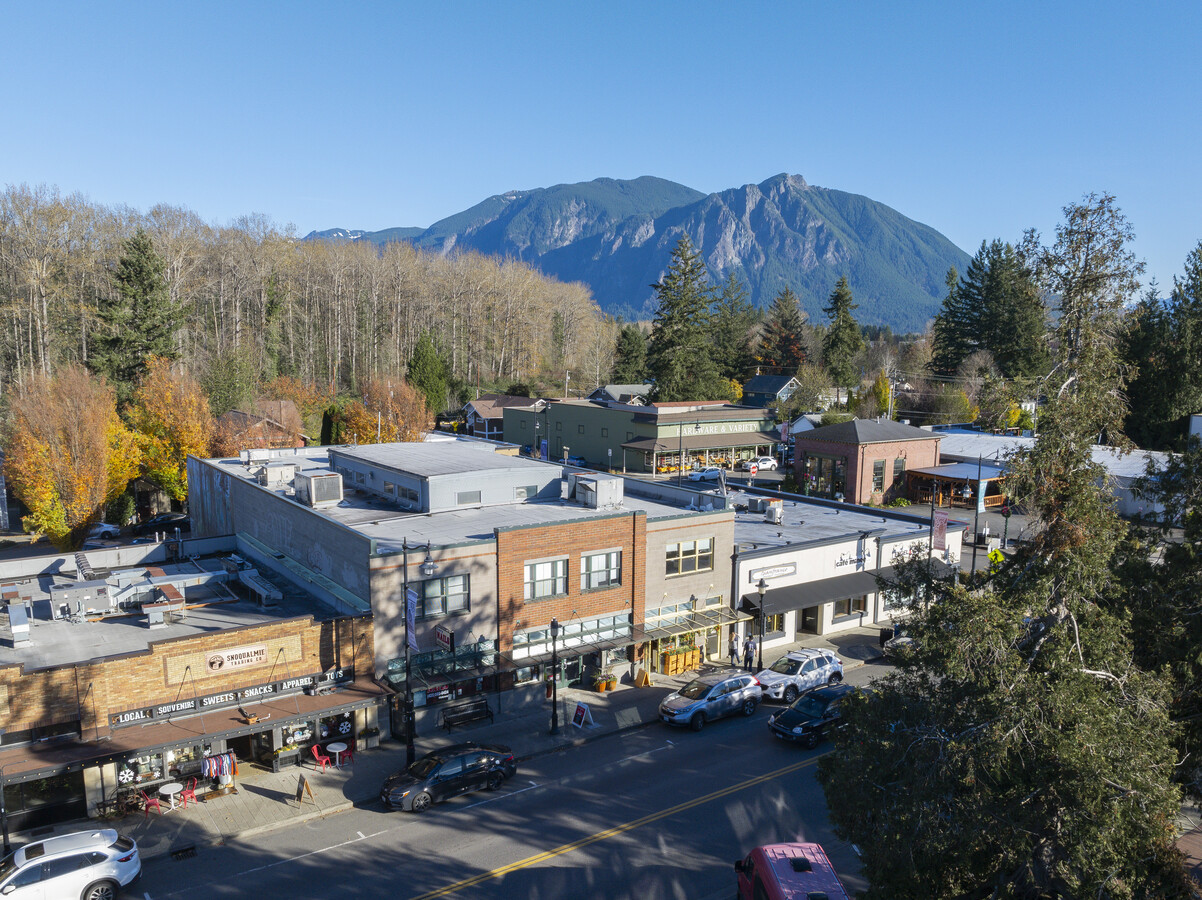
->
[10,627,882,862]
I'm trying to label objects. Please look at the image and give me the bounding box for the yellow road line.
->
[407,756,820,900]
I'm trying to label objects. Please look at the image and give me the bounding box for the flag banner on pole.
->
[406,587,419,651]
[933,510,949,551]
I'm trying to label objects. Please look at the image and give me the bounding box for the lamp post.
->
[969,454,983,580]
[676,421,701,486]
[756,578,768,671]
[534,418,540,459]
[549,618,561,735]
[0,728,9,855]
[402,540,438,766]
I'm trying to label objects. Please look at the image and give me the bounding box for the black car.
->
[134,512,191,536]
[380,742,516,812]
[767,683,857,748]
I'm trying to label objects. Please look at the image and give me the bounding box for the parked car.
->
[565,455,587,467]
[659,672,762,731]
[737,456,777,472]
[735,842,850,900]
[688,466,723,482]
[882,626,915,657]
[755,649,843,703]
[133,513,191,536]
[767,683,857,748]
[0,828,141,900]
[380,742,516,812]
[87,522,120,540]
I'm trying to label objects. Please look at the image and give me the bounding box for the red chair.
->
[140,790,163,818]
[311,744,332,772]
[179,778,197,808]
[340,745,354,766]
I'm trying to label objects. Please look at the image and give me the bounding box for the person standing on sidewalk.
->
[728,633,739,667]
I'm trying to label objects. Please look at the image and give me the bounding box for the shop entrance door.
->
[705,628,719,659]
[798,606,820,634]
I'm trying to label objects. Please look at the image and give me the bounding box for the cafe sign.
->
[205,644,269,673]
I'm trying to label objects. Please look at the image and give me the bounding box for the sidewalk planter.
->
[659,648,700,675]
[359,729,380,750]
[271,747,301,773]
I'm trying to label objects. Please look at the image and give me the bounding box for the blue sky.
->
[3,2,1198,291]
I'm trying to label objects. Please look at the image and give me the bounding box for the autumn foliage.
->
[336,378,432,444]
[3,365,141,547]
[126,356,214,501]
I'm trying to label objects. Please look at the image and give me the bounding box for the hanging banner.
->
[406,587,419,651]
[932,510,949,551]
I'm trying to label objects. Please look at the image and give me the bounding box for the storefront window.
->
[319,712,354,741]
[834,595,868,618]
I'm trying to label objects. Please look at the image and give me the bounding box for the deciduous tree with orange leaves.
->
[2,365,140,547]
[126,356,214,502]
[335,378,432,445]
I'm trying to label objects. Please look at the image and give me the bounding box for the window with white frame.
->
[581,550,621,590]
[666,538,713,576]
[524,558,567,600]
[834,595,868,617]
[418,574,470,618]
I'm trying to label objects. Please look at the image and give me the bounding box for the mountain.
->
[305,174,970,333]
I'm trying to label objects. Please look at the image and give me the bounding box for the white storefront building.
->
[728,491,966,652]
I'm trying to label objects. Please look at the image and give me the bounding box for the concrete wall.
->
[189,457,374,603]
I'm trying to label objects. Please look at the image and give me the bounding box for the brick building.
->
[0,540,379,829]
[792,418,941,505]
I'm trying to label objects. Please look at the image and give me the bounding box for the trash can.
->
[879,627,894,649]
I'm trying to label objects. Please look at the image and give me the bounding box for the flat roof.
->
[328,441,548,479]
[207,445,726,555]
[0,555,334,670]
[933,427,1169,480]
[729,488,965,554]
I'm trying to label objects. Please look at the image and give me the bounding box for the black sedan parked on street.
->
[380,743,516,812]
[767,683,857,748]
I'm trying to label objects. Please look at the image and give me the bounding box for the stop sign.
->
[748,464,758,476]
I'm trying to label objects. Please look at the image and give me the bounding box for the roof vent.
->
[790,857,813,872]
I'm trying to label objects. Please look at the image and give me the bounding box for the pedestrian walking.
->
[743,637,757,671]
[728,633,738,667]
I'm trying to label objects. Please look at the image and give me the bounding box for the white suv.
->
[755,649,843,703]
[0,829,141,900]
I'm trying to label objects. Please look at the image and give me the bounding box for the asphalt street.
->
[134,683,878,900]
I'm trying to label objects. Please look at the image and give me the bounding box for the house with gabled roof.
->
[741,375,800,409]
[793,418,941,505]
[463,394,543,441]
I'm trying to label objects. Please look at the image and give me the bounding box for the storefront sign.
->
[108,667,355,728]
[205,644,269,672]
[435,624,455,653]
[834,552,867,569]
[425,684,451,703]
[748,563,796,582]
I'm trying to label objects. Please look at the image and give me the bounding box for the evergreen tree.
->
[756,286,807,373]
[820,276,864,402]
[1125,241,1202,449]
[407,331,449,414]
[709,273,757,381]
[611,323,647,384]
[820,194,1189,898]
[91,228,179,402]
[930,265,974,376]
[645,236,728,401]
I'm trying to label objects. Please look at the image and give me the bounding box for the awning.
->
[908,462,1007,481]
[622,432,779,454]
[643,606,752,641]
[740,561,961,616]
[506,625,655,667]
[741,567,897,616]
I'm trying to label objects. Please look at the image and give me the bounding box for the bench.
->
[439,697,494,731]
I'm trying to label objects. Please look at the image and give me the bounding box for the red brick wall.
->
[793,437,940,503]
[0,615,373,740]
[494,512,646,651]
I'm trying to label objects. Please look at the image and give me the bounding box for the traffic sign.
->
[748,464,758,476]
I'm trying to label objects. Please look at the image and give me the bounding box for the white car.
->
[755,649,844,703]
[0,829,141,900]
[87,522,120,540]
[687,466,723,482]
[737,456,778,472]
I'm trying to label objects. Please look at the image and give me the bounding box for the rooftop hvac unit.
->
[256,461,298,486]
[764,500,784,525]
[295,472,343,507]
[748,497,769,513]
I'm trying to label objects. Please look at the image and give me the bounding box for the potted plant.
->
[359,727,380,749]
[592,673,610,693]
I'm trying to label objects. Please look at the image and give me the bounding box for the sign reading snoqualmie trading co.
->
[205,644,269,673]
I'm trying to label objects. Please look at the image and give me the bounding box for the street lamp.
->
[756,578,768,671]
[549,618,561,735]
[534,418,540,459]
[969,454,983,580]
[402,540,438,766]
[0,728,10,854]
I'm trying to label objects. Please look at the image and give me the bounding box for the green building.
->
[503,400,778,474]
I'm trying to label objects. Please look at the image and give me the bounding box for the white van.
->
[0,829,140,900]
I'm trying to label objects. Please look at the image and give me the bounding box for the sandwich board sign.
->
[571,702,596,729]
